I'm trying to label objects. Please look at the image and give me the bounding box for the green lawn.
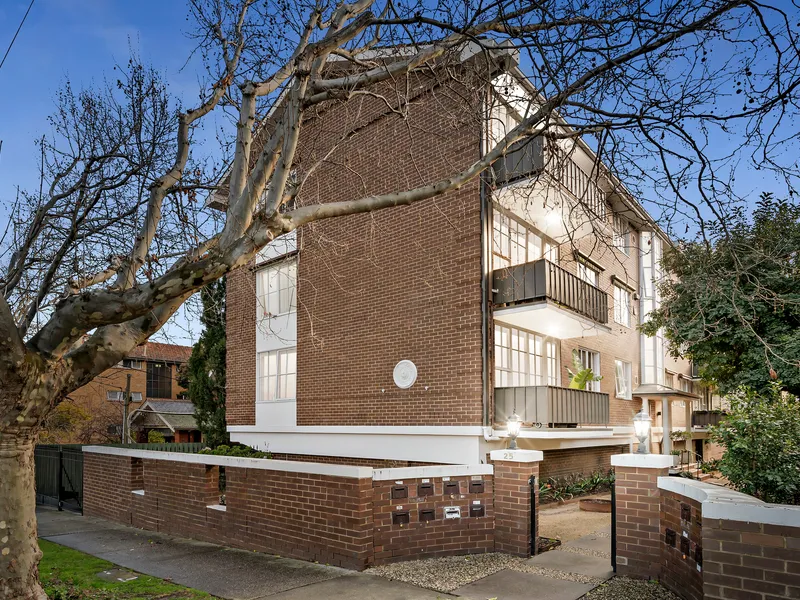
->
[39,539,214,599]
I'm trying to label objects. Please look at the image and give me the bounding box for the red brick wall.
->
[539,445,625,480]
[83,453,373,569]
[492,459,539,557]
[372,475,494,564]
[226,264,256,426]
[614,465,669,578]
[703,519,800,600]
[660,490,703,600]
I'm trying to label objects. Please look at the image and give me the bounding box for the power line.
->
[0,0,35,72]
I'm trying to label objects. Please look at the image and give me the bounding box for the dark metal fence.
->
[34,445,84,513]
[610,481,617,572]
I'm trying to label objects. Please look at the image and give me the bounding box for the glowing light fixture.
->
[506,412,523,450]
[633,410,652,454]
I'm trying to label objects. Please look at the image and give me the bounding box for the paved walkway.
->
[38,507,613,600]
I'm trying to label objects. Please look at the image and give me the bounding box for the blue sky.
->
[0,0,208,344]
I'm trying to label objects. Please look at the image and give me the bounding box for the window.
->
[257,348,297,401]
[494,324,560,387]
[614,360,632,400]
[665,372,675,389]
[680,378,693,394]
[256,260,297,318]
[613,215,631,255]
[120,359,143,369]
[577,348,601,391]
[577,262,599,287]
[146,362,172,399]
[107,391,142,402]
[492,210,558,269]
[614,285,632,327]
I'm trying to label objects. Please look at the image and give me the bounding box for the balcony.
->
[494,385,610,427]
[692,410,727,429]
[493,259,610,338]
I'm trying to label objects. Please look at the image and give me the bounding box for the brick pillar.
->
[611,454,674,579]
[490,449,542,557]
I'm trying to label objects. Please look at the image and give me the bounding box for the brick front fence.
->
[82,446,542,569]
[611,454,800,600]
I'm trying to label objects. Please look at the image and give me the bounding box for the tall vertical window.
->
[665,372,675,389]
[613,215,631,255]
[577,262,599,287]
[492,210,558,269]
[577,348,601,392]
[494,324,560,387]
[256,260,297,318]
[614,360,632,399]
[146,362,172,399]
[257,349,297,401]
[614,285,632,327]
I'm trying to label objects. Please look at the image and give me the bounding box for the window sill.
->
[207,504,227,512]
[255,398,297,404]
[132,490,145,496]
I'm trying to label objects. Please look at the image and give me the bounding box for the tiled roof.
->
[132,401,198,431]
[127,341,192,364]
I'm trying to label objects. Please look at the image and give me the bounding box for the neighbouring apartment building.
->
[223,45,715,476]
[45,341,199,444]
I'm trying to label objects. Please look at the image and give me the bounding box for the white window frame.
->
[494,324,560,388]
[613,215,631,255]
[257,348,297,402]
[577,262,599,288]
[665,371,675,389]
[256,260,297,319]
[492,209,558,270]
[107,391,142,402]
[614,285,632,327]
[614,360,632,400]
[577,348,601,392]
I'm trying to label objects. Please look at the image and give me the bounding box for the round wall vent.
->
[393,360,417,389]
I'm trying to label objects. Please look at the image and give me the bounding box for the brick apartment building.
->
[47,341,199,444]
[223,46,715,476]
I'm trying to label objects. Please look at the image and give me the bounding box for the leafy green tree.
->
[643,194,800,396]
[709,386,800,505]
[566,350,602,390]
[183,279,228,447]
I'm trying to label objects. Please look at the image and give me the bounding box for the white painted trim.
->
[131,489,145,496]
[373,464,493,481]
[657,477,800,528]
[82,446,372,478]
[207,504,227,512]
[227,425,485,436]
[489,449,543,463]
[611,453,676,468]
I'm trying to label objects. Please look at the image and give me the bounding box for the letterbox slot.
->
[469,505,485,517]
[392,511,410,525]
[665,529,676,547]
[694,545,702,567]
[419,508,436,522]
[680,503,691,522]
[469,481,485,494]
[418,482,434,497]
[391,485,408,500]
[444,481,460,495]
[680,537,690,556]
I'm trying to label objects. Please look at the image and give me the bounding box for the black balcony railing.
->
[491,137,545,186]
[493,259,609,324]
[692,410,727,429]
[494,385,610,426]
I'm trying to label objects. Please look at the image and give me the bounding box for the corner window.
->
[577,262,599,287]
[665,371,675,389]
[256,260,297,319]
[614,360,632,400]
[613,285,632,327]
[577,348,601,392]
[257,348,297,401]
[492,209,558,269]
[494,324,560,387]
[613,215,631,255]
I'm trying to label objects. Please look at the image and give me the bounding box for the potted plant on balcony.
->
[567,350,602,390]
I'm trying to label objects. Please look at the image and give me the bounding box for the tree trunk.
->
[0,428,46,600]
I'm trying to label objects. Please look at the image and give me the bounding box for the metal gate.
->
[34,445,83,513]
[610,481,616,572]
[529,475,538,555]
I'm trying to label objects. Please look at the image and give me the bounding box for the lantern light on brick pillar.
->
[633,410,652,454]
[506,412,522,450]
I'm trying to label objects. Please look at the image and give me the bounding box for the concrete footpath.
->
[38,507,613,600]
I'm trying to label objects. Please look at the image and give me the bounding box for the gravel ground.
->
[369,551,605,593]
[539,498,611,542]
[369,553,518,593]
[580,577,681,600]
